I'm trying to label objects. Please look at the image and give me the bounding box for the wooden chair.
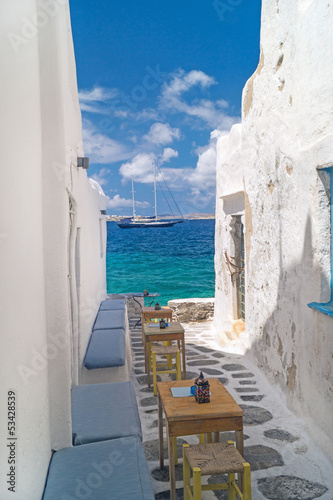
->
[183,441,251,500]
[152,345,181,396]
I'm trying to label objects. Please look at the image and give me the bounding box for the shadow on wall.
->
[250,215,333,457]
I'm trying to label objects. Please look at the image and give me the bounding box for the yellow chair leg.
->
[193,468,202,500]
[199,434,205,444]
[166,340,172,368]
[176,350,181,380]
[152,351,157,396]
[228,472,236,500]
[243,463,251,500]
[183,445,190,500]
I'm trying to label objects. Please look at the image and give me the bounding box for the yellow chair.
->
[183,441,251,500]
[151,345,181,396]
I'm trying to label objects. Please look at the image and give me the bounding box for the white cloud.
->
[160,69,238,130]
[90,167,111,186]
[160,148,178,164]
[134,108,160,122]
[162,70,216,100]
[143,122,181,146]
[79,87,118,102]
[107,195,132,208]
[79,86,119,114]
[119,130,223,199]
[154,166,191,190]
[188,131,222,190]
[119,153,156,184]
[107,194,150,209]
[82,119,133,164]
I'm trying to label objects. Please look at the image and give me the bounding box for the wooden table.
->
[142,321,186,386]
[129,292,161,328]
[141,306,173,323]
[157,379,244,500]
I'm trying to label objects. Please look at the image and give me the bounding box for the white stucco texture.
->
[0,1,107,498]
[215,0,333,460]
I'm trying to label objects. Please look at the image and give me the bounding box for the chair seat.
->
[184,442,245,476]
[152,345,179,355]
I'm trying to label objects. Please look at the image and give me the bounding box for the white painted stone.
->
[215,0,333,460]
[168,298,214,322]
[0,1,106,498]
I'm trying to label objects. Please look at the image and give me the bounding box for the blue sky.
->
[70,0,261,215]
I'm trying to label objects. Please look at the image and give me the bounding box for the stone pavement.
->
[129,318,333,499]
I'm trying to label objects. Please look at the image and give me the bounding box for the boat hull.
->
[117,221,178,228]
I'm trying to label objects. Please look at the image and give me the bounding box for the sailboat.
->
[117,163,184,229]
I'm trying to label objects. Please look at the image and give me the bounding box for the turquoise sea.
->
[106,219,215,306]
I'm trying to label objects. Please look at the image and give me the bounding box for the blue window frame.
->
[308,167,333,317]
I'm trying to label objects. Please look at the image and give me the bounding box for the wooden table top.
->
[142,306,172,313]
[157,379,243,421]
[143,321,184,336]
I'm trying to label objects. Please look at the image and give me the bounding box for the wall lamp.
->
[77,157,90,169]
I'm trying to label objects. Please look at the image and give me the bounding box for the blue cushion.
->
[42,437,154,500]
[83,330,125,369]
[71,382,142,445]
[93,310,126,331]
[99,299,126,311]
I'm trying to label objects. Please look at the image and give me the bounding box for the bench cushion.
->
[93,309,126,331]
[99,299,126,311]
[83,330,125,369]
[71,382,142,445]
[42,437,154,500]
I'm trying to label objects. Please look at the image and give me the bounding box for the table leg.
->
[142,322,147,373]
[147,342,151,387]
[167,422,176,500]
[158,392,164,469]
[212,432,220,443]
[144,338,147,373]
[235,430,244,457]
[182,337,186,379]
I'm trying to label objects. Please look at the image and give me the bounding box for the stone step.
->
[232,319,245,335]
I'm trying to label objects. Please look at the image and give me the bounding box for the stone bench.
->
[99,298,126,311]
[71,382,142,445]
[93,309,127,331]
[42,436,154,500]
[83,329,126,369]
[81,299,132,384]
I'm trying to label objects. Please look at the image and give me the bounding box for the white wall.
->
[214,124,245,336]
[215,0,333,459]
[0,1,106,498]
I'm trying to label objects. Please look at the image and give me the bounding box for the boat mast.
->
[153,160,157,221]
[131,177,136,219]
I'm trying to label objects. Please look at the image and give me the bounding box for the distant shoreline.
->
[106,215,215,221]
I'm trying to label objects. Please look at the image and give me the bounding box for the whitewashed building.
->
[215,0,333,460]
[0,1,107,498]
